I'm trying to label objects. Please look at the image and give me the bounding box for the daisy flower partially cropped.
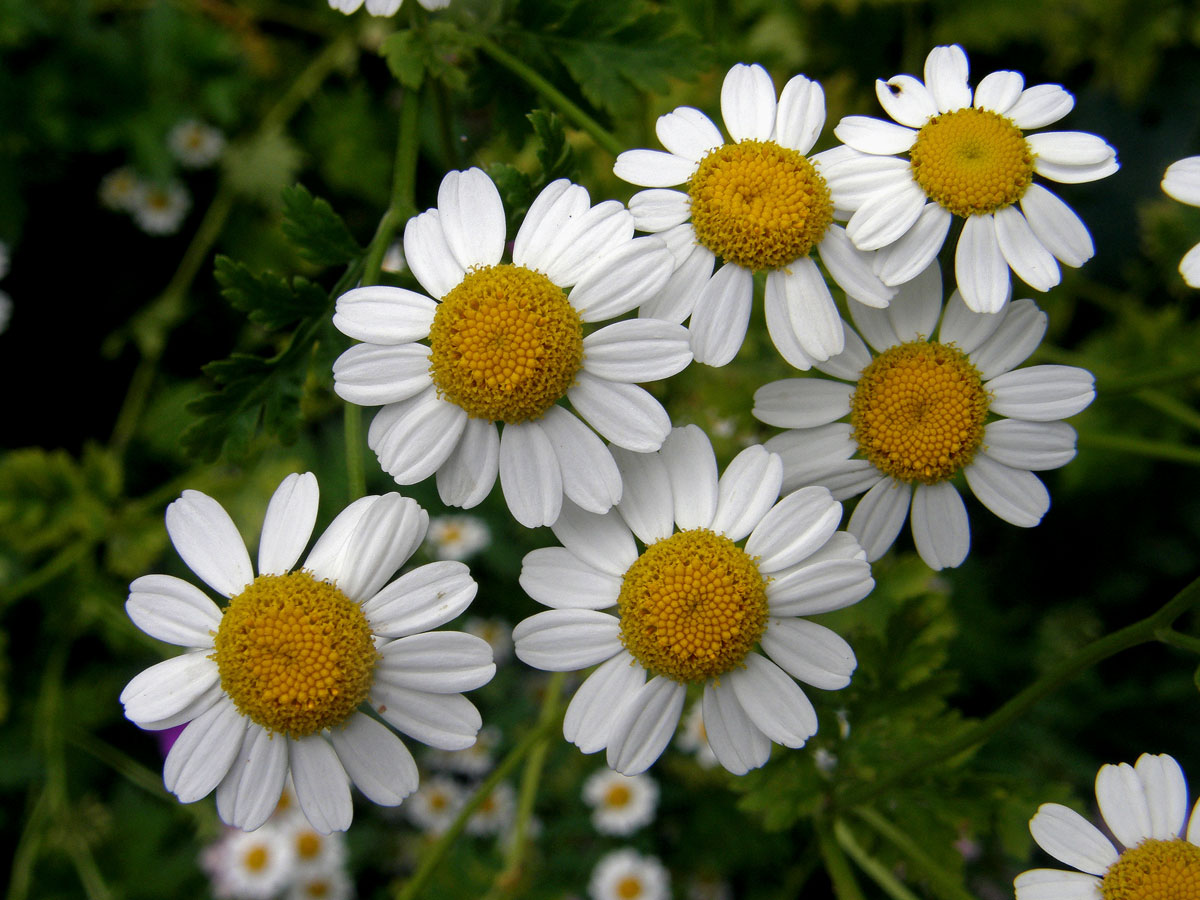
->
[286,870,353,900]
[168,119,226,169]
[614,63,894,368]
[405,775,466,835]
[752,263,1095,570]
[583,769,659,835]
[826,44,1118,313]
[513,425,873,775]
[120,473,495,833]
[589,849,670,900]
[1015,753,1200,900]
[131,179,191,235]
[1162,156,1200,288]
[426,514,491,561]
[203,825,294,900]
[328,0,448,15]
[466,781,517,836]
[99,166,141,212]
[333,167,686,528]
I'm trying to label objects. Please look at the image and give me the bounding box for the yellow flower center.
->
[303,880,331,899]
[604,784,632,808]
[243,845,269,872]
[687,140,834,271]
[616,877,645,899]
[429,264,584,424]
[1100,838,1200,900]
[850,341,988,484]
[296,831,322,860]
[618,529,768,683]
[212,572,377,738]
[909,107,1034,217]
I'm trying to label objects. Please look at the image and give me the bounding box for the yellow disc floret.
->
[213,571,377,738]
[618,529,768,683]
[850,341,989,484]
[429,264,584,424]
[604,783,632,808]
[688,140,834,271]
[910,107,1034,217]
[1100,838,1200,900]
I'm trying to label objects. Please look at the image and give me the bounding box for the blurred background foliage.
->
[2,0,1200,898]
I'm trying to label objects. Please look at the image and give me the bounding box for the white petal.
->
[1132,754,1188,840]
[847,297,900,353]
[551,502,638,576]
[688,263,753,366]
[1182,243,1200,288]
[778,259,845,361]
[764,274,815,370]
[875,204,952,288]
[403,209,466,300]
[819,149,913,209]
[376,632,495,693]
[628,189,692,232]
[909,481,970,570]
[541,406,622,515]
[1020,184,1095,268]
[583,318,692,382]
[746,485,842,572]
[846,182,928,251]
[329,712,419,806]
[1028,131,1116,168]
[538,201,634,288]
[956,214,1011,314]
[833,116,917,156]
[766,557,874,616]
[215,724,288,831]
[1007,84,1075,129]
[1162,157,1200,206]
[875,76,938,128]
[571,235,674,322]
[987,365,1096,421]
[983,420,1077,471]
[290,735,352,833]
[563,651,646,753]
[847,477,911,561]
[639,241,715,324]
[702,681,771,775]
[605,677,686,774]
[761,618,857,689]
[655,106,725,162]
[611,445,674,545]
[1033,156,1120,185]
[613,149,697,187]
[126,575,221,647]
[924,45,971,112]
[663,424,719,530]
[332,343,433,407]
[163,700,246,803]
[711,446,783,542]
[520,546,622,610]
[120,651,220,725]
[368,389,467,483]
[815,323,872,380]
[721,63,777,143]
[1028,802,1118,876]
[964,454,1049,527]
[817,225,896,308]
[884,260,944,340]
[568,373,670,453]
[165,490,253,598]
[371,685,481,750]
[257,472,319,575]
[1096,761,1154,848]
[973,70,1024,114]
[499,422,563,528]
[361,560,477,637]
[513,609,621,671]
[774,74,826,155]
[969,297,1048,380]
[938,289,1006,353]
[1013,868,1102,900]
[307,494,427,602]
[435,417,500,509]
[765,424,866,495]
[752,378,852,429]
[729,654,818,747]
[333,286,437,344]
[994,206,1061,293]
[514,180,589,264]
[436,168,506,271]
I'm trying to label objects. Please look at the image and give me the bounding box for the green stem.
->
[839,572,1200,808]
[853,808,975,900]
[1156,627,1200,655]
[1077,431,1200,466]
[1098,362,1200,394]
[0,542,91,613]
[474,34,624,157]
[834,819,921,900]
[1135,390,1200,434]
[816,816,866,900]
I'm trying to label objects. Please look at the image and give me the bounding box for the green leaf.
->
[527,109,576,185]
[280,184,360,268]
[213,255,329,331]
[381,29,426,90]
[380,21,471,92]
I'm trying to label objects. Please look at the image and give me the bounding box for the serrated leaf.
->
[213,256,330,331]
[381,22,470,92]
[280,184,360,267]
[527,109,576,184]
[381,30,426,89]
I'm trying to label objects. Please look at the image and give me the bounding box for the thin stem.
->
[1077,431,1200,466]
[834,819,922,900]
[854,808,975,900]
[816,816,866,900]
[1099,362,1200,394]
[474,34,624,157]
[1135,390,1200,434]
[1156,627,1200,655]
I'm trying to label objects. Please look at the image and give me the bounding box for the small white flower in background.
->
[131,180,191,236]
[285,869,354,900]
[168,119,226,169]
[753,263,1095,571]
[202,824,294,900]
[381,240,408,275]
[676,702,718,769]
[582,768,659,835]
[425,724,500,776]
[328,0,449,16]
[427,515,491,561]
[1162,156,1200,288]
[465,616,513,665]
[687,873,733,900]
[589,849,670,900]
[282,819,347,879]
[825,44,1118,313]
[120,472,495,834]
[1015,753,1200,900]
[813,747,838,774]
[98,166,142,212]
[466,781,517,836]
[405,775,467,835]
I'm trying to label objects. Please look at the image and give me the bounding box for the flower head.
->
[1016,753,1200,900]
[825,44,1118,313]
[203,824,294,899]
[589,849,670,900]
[131,179,191,235]
[120,473,495,833]
[426,514,491,561]
[332,167,688,528]
[513,425,872,775]
[615,63,895,368]
[328,0,449,15]
[168,119,226,169]
[405,774,466,834]
[753,263,1095,570]
[1162,156,1200,288]
[582,768,659,835]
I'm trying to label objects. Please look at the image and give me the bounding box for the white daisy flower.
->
[286,869,354,900]
[589,849,670,900]
[332,167,686,528]
[405,775,466,835]
[752,263,1095,571]
[329,0,448,14]
[676,702,718,769]
[426,515,491,561]
[168,119,226,169]
[582,769,659,835]
[513,425,873,775]
[1162,156,1200,288]
[120,472,496,833]
[283,819,347,878]
[825,43,1118,313]
[205,824,295,900]
[466,780,517,836]
[614,62,895,369]
[131,180,191,235]
[99,166,141,212]
[1015,753,1200,900]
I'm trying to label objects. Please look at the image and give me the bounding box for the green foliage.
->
[487,109,580,232]
[222,130,305,207]
[281,184,362,268]
[381,20,473,91]
[213,256,330,331]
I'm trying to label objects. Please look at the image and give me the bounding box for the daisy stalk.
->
[833,818,923,900]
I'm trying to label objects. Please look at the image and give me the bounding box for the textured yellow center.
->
[244,845,268,872]
[850,341,988,484]
[910,107,1034,217]
[213,572,377,738]
[687,140,834,270]
[296,831,322,860]
[604,784,632,808]
[429,789,449,811]
[429,264,583,424]
[618,529,768,683]
[616,877,644,899]
[1100,838,1200,900]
